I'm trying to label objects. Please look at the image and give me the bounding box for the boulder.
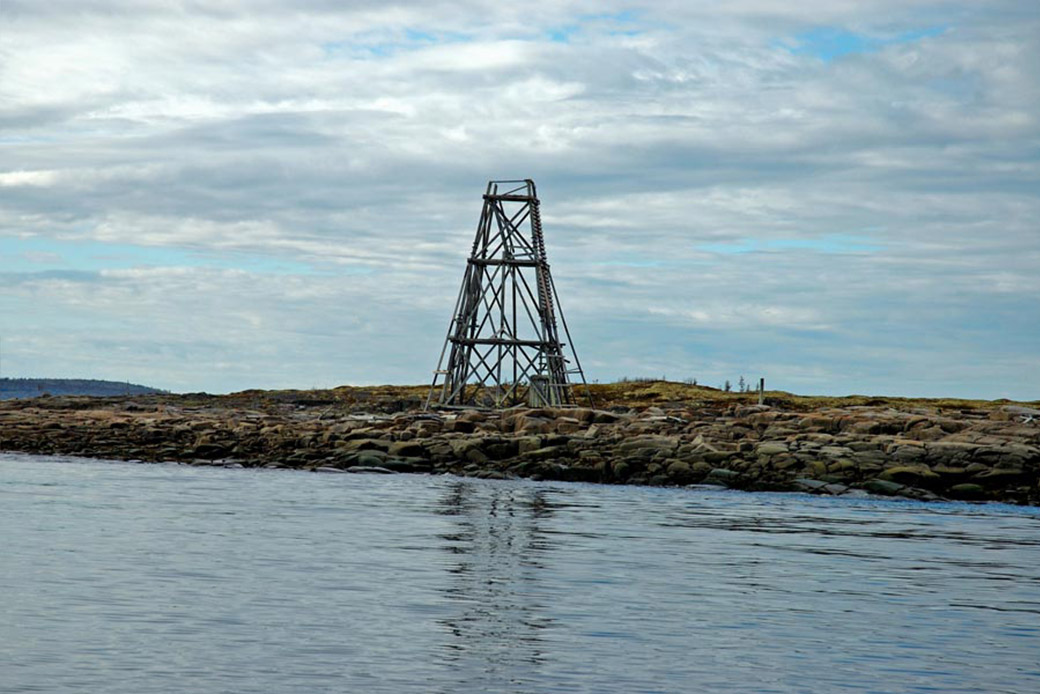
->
[338,438,391,453]
[879,466,941,489]
[799,415,839,433]
[484,439,519,459]
[994,405,1040,422]
[762,425,799,439]
[449,438,487,461]
[890,444,928,463]
[863,479,904,496]
[898,487,942,502]
[512,415,552,435]
[704,468,740,487]
[456,410,487,423]
[520,445,570,461]
[930,464,969,482]
[665,460,698,485]
[819,445,854,459]
[554,416,584,434]
[999,443,1039,464]
[616,436,680,456]
[755,441,789,457]
[450,419,476,434]
[793,478,828,492]
[380,457,429,473]
[192,442,228,459]
[568,408,597,423]
[734,404,772,418]
[826,459,859,476]
[704,450,738,465]
[356,452,388,468]
[973,468,1027,488]
[388,440,425,458]
[517,436,544,454]
[948,483,987,500]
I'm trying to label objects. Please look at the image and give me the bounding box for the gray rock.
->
[898,487,941,502]
[665,460,697,485]
[616,436,680,455]
[357,452,387,468]
[346,466,395,474]
[379,457,428,473]
[1002,405,1040,418]
[339,438,391,453]
[193,443,228,459]
[879,466,941,489]
[973,468,1026,487]
[521,445,570,461]
[704,468,740,487]
[517,436,543,454]
[704,451,737,464]
[891,445,928,462]
[592,410,620,424]
[793,478,829,492]
[863,479,904,496]
[755,442,789,457]
[734,405,772,418]
[948,483,986,500]
[388,440,425,457]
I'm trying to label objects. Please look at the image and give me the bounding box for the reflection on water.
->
[436,482,554,686]
[2,453,1039,694]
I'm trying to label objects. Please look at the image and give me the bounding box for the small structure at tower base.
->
[427,179,588,409]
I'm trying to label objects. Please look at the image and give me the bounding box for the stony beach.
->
[2,382,1038,505]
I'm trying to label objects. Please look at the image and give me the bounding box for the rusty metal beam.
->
[426,179,590,409]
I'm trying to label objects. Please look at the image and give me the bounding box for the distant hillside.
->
[0,378,167,400]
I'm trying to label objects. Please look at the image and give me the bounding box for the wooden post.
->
[758,378,765,406]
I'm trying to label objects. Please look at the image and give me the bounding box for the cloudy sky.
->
[1,1,1037,399]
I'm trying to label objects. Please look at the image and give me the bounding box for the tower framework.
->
[427,180,588,409]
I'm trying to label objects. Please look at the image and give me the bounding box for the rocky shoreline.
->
[2,386,1039,505]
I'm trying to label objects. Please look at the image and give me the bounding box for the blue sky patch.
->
[1,237,318,275]
[547,24,579,43]
[593,259,663,268]
[584,10,640,24]
[696,234,882,255]
[322,28,473,59]
[787,25,946,62]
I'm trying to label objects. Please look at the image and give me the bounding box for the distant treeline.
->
[0,378,167,400]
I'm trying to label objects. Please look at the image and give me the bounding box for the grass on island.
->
[7,379,1033,414]
[210,380,1035,413]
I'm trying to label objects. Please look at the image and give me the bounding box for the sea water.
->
[2,453,1038,693]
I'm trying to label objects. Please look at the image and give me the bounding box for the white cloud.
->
[648,305,832,331]
[0,170,61,187]
[1,0,1037,397]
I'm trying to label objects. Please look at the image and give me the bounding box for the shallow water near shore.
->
[2,453,1039,693]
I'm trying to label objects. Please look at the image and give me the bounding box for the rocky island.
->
[2,381,1038,505]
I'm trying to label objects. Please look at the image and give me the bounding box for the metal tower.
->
[427,179,588,409]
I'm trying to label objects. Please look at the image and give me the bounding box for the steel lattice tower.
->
[427,180,588,408]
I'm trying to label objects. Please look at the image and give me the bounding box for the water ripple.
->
[1,453,1039,693]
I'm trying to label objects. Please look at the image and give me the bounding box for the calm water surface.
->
[2,453,1039,693]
